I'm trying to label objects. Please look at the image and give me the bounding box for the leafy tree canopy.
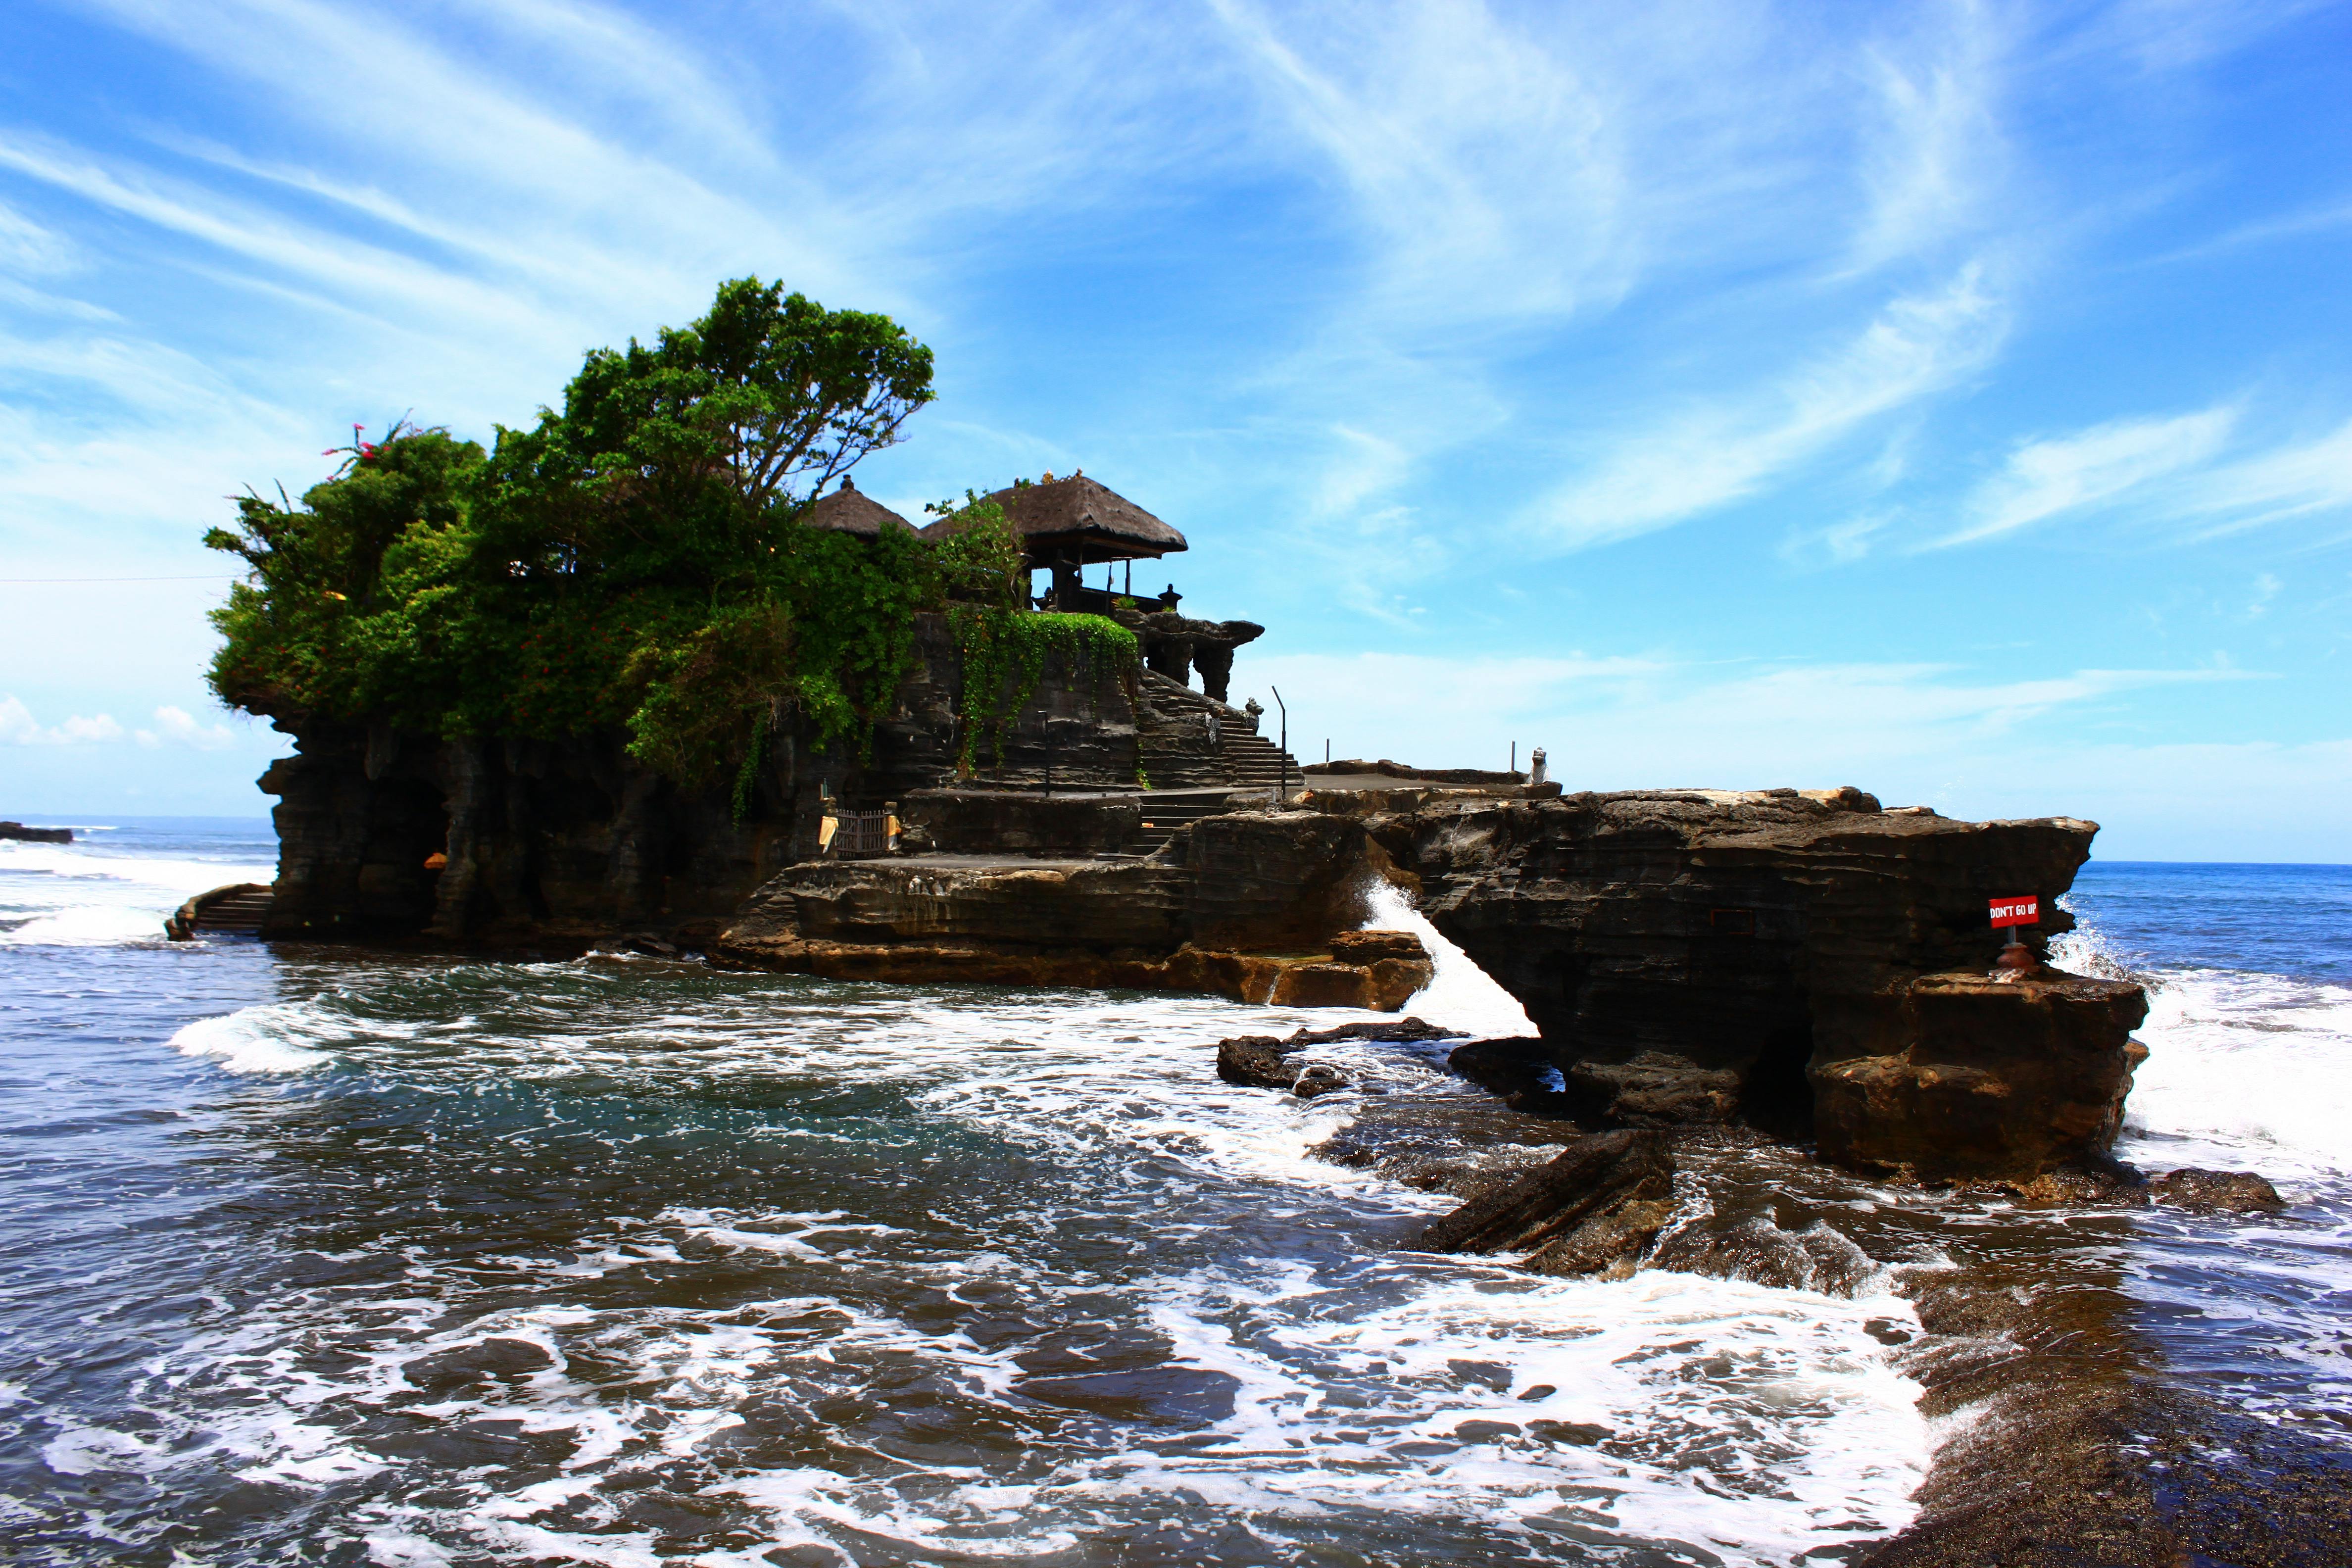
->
[205,278,1031,799]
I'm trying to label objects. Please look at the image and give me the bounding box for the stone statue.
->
[1529,747,1548,786]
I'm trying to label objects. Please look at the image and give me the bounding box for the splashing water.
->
[1363,881,1536,1038]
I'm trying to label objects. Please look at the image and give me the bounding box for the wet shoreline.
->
[1301,1029,2352,1566]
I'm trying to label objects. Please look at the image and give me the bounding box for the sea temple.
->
[176,456,2157,1198]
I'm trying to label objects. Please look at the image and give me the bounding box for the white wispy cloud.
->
[1936,403,2239,546]
[134,705,237,749]
[0,695,125,745]
[1527,264,2008,549]
[1209,0,1635,331]
[1844,6,2008,274]
[2165,418,2352,538]
[1924,406,2352,547]
[0,196,74,276]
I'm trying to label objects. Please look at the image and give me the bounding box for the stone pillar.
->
[1193,639,1235,703]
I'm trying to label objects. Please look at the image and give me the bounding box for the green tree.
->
[203,278,1133,811]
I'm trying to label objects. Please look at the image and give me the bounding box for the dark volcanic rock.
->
[1372,788,2149,1180]
[1291,1065,1349,1099]
[2149,1167,2285,1214]
[1216,1016,1464,1092]
[1567,1051,1743,1127]
[1217,1036,1297,1089]
[711,816,1427,1010]
[1282,1016,1465,1047]
[0,821,72,843]
[1444,1038,1577,1119]
[1416,1129,1677,1279]
[899,789,1142,857]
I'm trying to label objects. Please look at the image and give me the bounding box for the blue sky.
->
[2,0,2348,859]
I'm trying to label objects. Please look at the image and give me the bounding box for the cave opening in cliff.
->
[1739,1019,1817,1140]
[366,779,452,936]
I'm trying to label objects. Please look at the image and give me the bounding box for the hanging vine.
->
[949,606,1139,773]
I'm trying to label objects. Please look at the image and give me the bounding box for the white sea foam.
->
[169,1003,340,1073]
[2118,967,2352,1183]
[0,836,274,947]
[82,964,1935,1565]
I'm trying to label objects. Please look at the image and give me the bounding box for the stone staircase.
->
[167,882,274,940]
[195,885,274,934]
[1137,670,1301,793]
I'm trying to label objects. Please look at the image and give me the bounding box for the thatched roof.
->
[801,476,914,538]
[918,475,1187,563]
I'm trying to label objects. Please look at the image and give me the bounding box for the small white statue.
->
[1529,747,1549,786]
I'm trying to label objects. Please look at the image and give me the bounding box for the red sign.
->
[1988,895,2040,928]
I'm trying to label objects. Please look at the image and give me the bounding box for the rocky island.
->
[189,278,2151,1190]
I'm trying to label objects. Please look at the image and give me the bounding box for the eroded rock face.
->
[1813,969,2151,1179]
[1568,1053,1744,1128]
[898,790,1141,857]
[1370,789,2150,1180]
[709,825,1433,1010]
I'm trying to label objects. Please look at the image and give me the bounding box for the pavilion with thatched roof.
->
[801,475,916,538]
[918,473,1188,612]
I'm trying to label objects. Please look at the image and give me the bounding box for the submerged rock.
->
[1415,1129,1677,1279]
[2149,1167,2285,1214]
[2002,1159,2152,1207]
[1215,1035,1296,1089]
[401,1336,554,1390]
[1291,1064,1349,1099]
[1567,1052,1744,1127]
[1215,1015,1466,1093]
[1650,1214,1883,1297]
[1985,1159,2286,1218]
[1444,1038,1576,1118]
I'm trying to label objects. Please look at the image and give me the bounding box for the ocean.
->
[1,818,2345,1565]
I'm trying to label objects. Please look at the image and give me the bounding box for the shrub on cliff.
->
[206,279,950,792]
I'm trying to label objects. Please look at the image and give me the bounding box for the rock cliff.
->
[1367,787,2147,1178]
[708,809,1432,1009]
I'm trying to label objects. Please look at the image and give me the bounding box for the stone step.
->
[1132,792,1240,851]
[194,894,273,933]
